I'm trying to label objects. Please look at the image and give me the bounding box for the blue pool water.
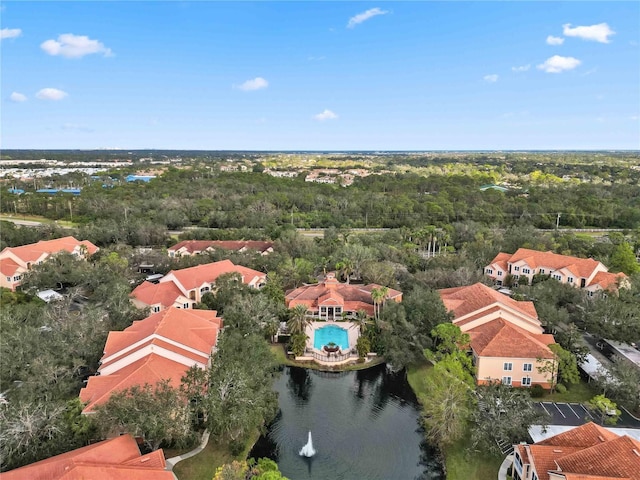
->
[313,324,350,350]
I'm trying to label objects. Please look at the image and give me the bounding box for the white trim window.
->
[504,362,513,371]
[514,266,520,272]
[497,271,503,276]
[502,376,512,386]
[486,268,493,275]
[523,268,531,274]
[568,277,574,283]
[522,377,532,386]
[523,363,532,372]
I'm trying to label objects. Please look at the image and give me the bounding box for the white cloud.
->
[235,77,269,91]
[36,88,68,100]
[631,115,639,121]
[313,109,338,121]
[347,8,389,28]
[483,74,499,83]
[511,64,531,72]
[10,92,27,102]
[562,23,615,43]
[546,35,565,45]
[537,55,581,73]
[40,33,113,58]
[1,28,22,40]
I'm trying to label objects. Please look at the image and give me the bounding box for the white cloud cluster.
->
[10,92,27,102]
[236,77,269,91]
[563,23,615,43]
[511,64,530,72]
[347,7,389,28]
[546,35,564,45]
[537,55,581,73]
[41,33,113,58]
[1,28,22,40]
[313,109,338,121]
[483,74,499,83]
[36,88,68,100]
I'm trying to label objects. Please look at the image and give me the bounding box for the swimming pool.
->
[313,324,350,350]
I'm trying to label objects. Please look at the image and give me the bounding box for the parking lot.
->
[534,401,640,428]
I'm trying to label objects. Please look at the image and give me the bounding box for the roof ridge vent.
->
[633,449,640,457]
[597,435,605,442]
[553,449,563,453]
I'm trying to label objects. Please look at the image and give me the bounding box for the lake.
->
[249,364,444,480]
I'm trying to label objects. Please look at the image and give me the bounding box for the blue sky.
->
[2,1,639,150]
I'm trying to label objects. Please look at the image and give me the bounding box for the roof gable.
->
[467,318,555,358]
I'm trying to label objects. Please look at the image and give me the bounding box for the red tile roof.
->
[438,282,538,321]
[102,308,221,359]
[168,240,274,254]
[80,308,221,413]
[556,435,640,480]
[490,248,606,281]
[285,274,402,316]
[130,280,186,308]
[0,236,99,264]
[518,423,640,480]
[589,271,628,291]
[490,252,511,271]
[0,257,22,277]
[166,260,265,291]
[0,435,173,480]
[537,422,619,448]
[467,318,555,358]
[80,353,193,412]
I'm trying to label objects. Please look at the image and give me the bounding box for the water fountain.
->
[299,431,316,457]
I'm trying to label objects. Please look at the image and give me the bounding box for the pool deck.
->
[305,321,359,351]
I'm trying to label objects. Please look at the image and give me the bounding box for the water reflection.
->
[250,364,444,480]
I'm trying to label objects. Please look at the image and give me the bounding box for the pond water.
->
[313,324,350,350]
[249,364,444,480]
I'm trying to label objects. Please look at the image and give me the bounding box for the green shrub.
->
[555,384,567,394]
[530,384,544,398]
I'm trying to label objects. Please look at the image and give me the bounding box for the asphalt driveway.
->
[534,401,640,428]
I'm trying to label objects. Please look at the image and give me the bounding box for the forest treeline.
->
[2,158,640,236]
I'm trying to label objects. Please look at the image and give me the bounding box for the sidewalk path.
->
[165,430,210,474]
[498,453,513,480]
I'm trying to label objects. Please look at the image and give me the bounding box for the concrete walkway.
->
[498,453,513,480]
[165,430,210,474]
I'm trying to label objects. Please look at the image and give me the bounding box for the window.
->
[152,306,161,313]
[514,266,520,272]
[183,303,189,309]
[5,276,10,282]
[540,269,545,274]
[497,271,503,276]
[502,376,512,386]
[523,363,532,372]
[568,277,574,283]
[13,275,21,282]
[588,290,594,297]
[522,377,532,386]
[532,472,539,480]
[504,362,513,371]
[523,268,531,274]
[486,268,493,275]
[553,274,562,281]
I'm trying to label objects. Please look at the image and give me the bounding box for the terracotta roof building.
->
[168,240,274,257]
[80,307,222,413]
[512,422,640,480]
[438,282,556,388]
[0,434,174,480]
[485,248,628,295]
[285,272,402,320]
[0,236,99,291]
[130,259,266,311]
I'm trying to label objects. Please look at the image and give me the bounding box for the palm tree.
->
[287,304,312,336]
[335,259,354,284]
[353,309,372,334]
[370,287,385,321]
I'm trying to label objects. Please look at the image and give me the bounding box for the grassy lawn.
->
[540,380,598,403]
[172,431,260,480]
[0,213,78,228]
[446,434,503,480]
[407,360,502,480]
